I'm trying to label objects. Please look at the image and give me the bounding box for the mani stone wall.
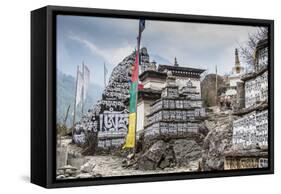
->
[225,54,269,170]
[232,110,268,149]
[224,156,268,170]
[73,48,150,151]
[143,76,206,143]
[224,108,269,170]
[244,70,268,108]
[225,88,269,169]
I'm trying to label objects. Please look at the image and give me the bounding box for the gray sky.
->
[57,15,262,87]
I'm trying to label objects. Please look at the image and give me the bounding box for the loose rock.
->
[80,160,96,173]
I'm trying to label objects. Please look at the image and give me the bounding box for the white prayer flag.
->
[83,64,90,101]
[75,69,84,106]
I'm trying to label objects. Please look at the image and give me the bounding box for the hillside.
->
[201,74,226,107]
[56,71,103,127]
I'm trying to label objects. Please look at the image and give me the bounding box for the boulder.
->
[80,160,96,173]
[159,159,170,169]
[173,139,202,166]
[138,140,167,170]
[137,138,203,170]
[201,117,233,171]
[159,146,176,169]
[137,157,156,170]
[146,140,167,163]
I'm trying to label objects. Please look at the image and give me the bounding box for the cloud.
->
[69,33,134,66]
[140,20,259,74]
[58,15,263,81]
[145,21,256,49]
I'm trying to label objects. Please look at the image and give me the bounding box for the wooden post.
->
[63,104,70,127]
[215,65,218,105]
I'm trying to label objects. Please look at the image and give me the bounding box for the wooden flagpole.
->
[133,21,143,152]
[63,104,70,127]
[215,65,218,105]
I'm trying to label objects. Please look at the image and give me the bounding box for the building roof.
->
[158,64,205,76]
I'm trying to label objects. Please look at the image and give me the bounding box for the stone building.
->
[137,70,165,136]
[158,58,204,97]
[142,70,206,143]
[224,39,269,170]
[136,58,205,135]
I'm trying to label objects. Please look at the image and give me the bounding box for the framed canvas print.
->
[31,5,274,188]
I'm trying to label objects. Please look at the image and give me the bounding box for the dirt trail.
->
[58,137,199,178]
[85,155,197,177]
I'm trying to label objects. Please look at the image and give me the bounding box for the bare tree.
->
[239,27,268,72]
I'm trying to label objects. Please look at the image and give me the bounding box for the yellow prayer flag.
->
[122,113,136,149]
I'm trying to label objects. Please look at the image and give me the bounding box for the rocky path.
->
[83,155,197,177]
[201,107,234,171]
[57,137,199,179]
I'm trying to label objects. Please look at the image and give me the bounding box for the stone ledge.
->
[224,148,268,157]
[233,101,268,116]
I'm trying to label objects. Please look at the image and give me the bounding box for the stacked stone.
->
[56,161,102,179]
[139,47,151,73]
[224,39,269,170]
[56,165,78,179]
[73,48,150,151]
[143,72,205,141]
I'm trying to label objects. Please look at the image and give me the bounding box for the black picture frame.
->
[31,5,274,188]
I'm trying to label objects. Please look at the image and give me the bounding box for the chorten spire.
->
[233,48,243,74]
[174,57,179,67]
[235,48,240,67]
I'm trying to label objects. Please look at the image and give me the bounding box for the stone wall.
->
[150,99,203,115]
[176,77,201,97]
[232,110,268,149]
[96,129,127,150]
[224,156,268,170]
[245,71,268,108]
[236,81,245,109]
[73,48,151,151]
[144,121,201,140]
